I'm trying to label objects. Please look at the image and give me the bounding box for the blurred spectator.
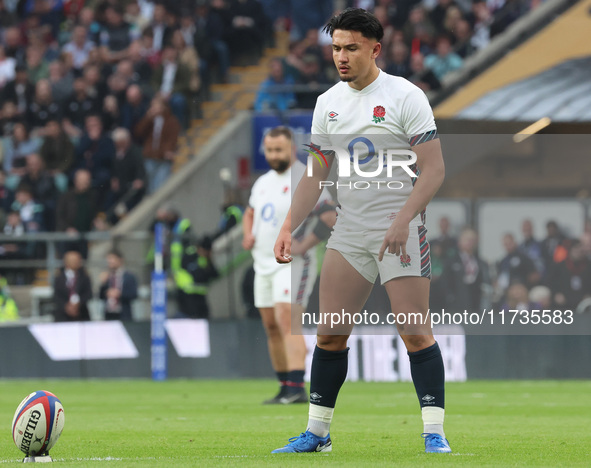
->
[39,119,75,177]
[126,41,153,90]
[99,249,139,321]
[195,0,231,83]
[453,19,476,59]
[0,101,20,136]
[502,282,536,311]
[551,241,591,310]
[430,0,457,33]
[0,169,9,219]
[496,233,539,294]
[53,250,92,322]
[16,154,59,230]
[433,216,457,258]
[99,5,135,62]
[82,63,109,104]
[171,29,201,96]
[1,211,26,260]
[282,40,307,83]
[63,25,96,71]
[63,77,101,137]
[26,79,61,131]
[151,2,174,52]
[444,228,489,311]
[73,114,115,199]
[2,26,25,63]
[1,122,42,175]
[385,42,411,79]
[404,6,436,46]
[541,220,566,266]
[529,285,552,309]
[47,59,75,104]
[135,97,180,194]
[0,0,18,28]
[1,64,34,115]
[429,241,447,310]
[255,57,295,112]
[490,0,529,38]
[120,84,150,138]
[138,27,163,68]
[124,0,151,32]
[105,128,146,222]
[0,45,16,89]
[424,34,463,81]
[10,184,44,233]
[519,219,544,274]
[409,53,442,92]
[152,46,192,127]
[224,0,266,65]
[0,273,19,322]
[101,94,121,132]
[469,0,493,51]
[56,169,99,257]
[25,46,50,84]
[172,234,219,319]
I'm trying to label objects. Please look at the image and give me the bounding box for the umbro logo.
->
[422,394,435,402]
[328,111,338,121]
[310,392,322,400]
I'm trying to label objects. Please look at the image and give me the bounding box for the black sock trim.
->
[314,346,349,360]
[408,342,440,364]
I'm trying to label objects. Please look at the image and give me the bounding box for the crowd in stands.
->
[256,0,539,111]
[430,217,591,314]
[0,0,275,281]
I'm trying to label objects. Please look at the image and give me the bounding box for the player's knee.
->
[316,334,348,351]
[400,334,435,352]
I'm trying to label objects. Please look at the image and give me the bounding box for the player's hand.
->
[378,218,410,262]
[274,228,292,264]
[242,233,255,250]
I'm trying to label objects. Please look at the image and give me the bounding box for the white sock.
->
[422,406,445,438]
[307,404,334,438]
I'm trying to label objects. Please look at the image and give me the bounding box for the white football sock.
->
[307,404,334,438]
[422,406,445,438]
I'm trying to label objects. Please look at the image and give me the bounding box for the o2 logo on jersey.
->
[261,203,277,225]
[305,138,417,179]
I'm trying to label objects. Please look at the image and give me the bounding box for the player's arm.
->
[291,205,337,256]
[242,206,255,250]
[274,151,335,263]
[378,138,445,261]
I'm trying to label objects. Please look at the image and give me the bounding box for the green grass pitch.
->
[1,379,590,467]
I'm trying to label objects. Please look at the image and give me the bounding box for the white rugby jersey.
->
[249,160,332,275]
[311,69,437,232]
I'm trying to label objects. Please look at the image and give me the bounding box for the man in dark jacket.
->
[105,127,146,221]
[444,228,489,312]
[56,169,98,258]
[73,114,115,202]
[99,249,138,321]
[53,250,92,322]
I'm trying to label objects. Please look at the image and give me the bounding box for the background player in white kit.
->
[272,9,451,454]
[243,126,335,404]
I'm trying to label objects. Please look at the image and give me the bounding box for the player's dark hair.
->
[266,126,293,141]
[323,8,384,42]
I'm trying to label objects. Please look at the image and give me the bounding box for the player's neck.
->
[347,65,380,91]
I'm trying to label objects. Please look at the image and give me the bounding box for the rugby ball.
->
[12,391,65,456]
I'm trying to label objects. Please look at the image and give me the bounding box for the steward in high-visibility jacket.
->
[0,277,19,322]
[171,220,218,319]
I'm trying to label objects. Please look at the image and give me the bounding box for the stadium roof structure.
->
[456,56,591,122]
